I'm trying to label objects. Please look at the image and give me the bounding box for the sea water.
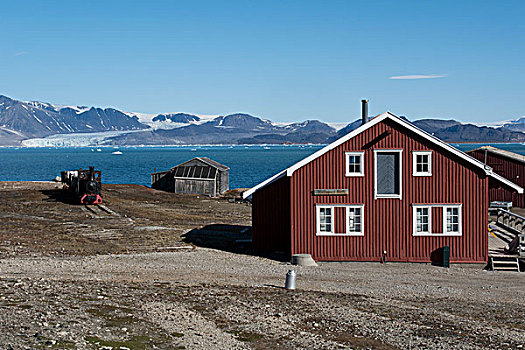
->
[0,143,524,189]
[0,145,322,189]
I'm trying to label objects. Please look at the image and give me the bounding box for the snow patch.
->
[55,105,91,114]
[128,111,219,130]
[272,120,349,131]
[472,116,525,128]
[0,127,25,137]
[32,113,42,123]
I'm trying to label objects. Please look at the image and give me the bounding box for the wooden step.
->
[490,257,520,272]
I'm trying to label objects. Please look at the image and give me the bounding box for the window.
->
[345,152,364,176]
[316,205,364,236]
[412,204,462,236]
[413,151,432,176]
[375,150,402,199]
[415,207,431,234]
[444,206,461,235]
[317,206,333,234]
[347,206,363,235]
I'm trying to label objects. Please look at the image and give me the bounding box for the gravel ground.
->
[1,249,524,349]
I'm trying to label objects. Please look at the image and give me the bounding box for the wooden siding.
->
[218,171,229,194]
[469,149,525,207]
[289,118,489,263]
[151,157,229,196]
[252,176,291,255]
[432,207,443,234]
[151,172,173,192]
[174,178,216,196]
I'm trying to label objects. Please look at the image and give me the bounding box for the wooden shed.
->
[467,146,525,207]
[243,112,523,263]
[151,157,229,197]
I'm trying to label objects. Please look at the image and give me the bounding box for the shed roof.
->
[174,157,230,171]
[468,146,525,164]
[243,112,524,198]
[151,157,229,175]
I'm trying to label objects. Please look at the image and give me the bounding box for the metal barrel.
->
[284,270,296,290]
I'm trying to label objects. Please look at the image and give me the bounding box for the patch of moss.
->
[85,335,150,350]
[103,315,137,328]
[85,304,138,328]
[35,336,76,349]
[51,340,76,349]
[76,297,99,302]
[228,330,264,342]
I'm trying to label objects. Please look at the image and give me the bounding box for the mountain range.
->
[1,94,525,146]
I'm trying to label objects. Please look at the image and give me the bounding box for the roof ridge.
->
[243,112,523,198]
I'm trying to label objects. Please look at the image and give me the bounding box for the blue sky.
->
[1,1,524,123]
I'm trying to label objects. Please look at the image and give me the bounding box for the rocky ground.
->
[0,182,524,349]
[0,182,251,257]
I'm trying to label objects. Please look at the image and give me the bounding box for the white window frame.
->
[411,204,463,236]
[316,204,364,236]
[412,205,431,236]
[316,206,334,235]
[374,149,403,199]
[412,151,432,176]
[443,205,462,236]
[346,205,364,236]
[345,152,364,177]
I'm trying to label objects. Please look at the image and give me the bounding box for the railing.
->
[496,209,525,234]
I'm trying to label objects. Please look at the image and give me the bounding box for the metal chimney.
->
[361,99,368,125]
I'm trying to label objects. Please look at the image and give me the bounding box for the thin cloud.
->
[388,74,447,80]
[14,51,28,56]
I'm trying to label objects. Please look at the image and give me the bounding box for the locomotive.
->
[60,166,102,204]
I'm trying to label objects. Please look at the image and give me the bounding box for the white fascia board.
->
[389,114,524,194]
[243,111,524,198]
[488,171,524,194]
[242,169,287,199]
[286,112,390,176]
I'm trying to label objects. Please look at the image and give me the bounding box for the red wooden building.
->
[243,112,523,263]
[467,146,525,208]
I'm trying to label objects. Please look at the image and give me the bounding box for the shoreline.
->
[2,141,525,149]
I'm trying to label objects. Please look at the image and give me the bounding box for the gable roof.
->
[243,112,523,199]
[171,157,229,171]
[151,157,229,175]
[184,157,230,171]
[468,146,525,164]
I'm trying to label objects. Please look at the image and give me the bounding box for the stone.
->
[291,254,318,266]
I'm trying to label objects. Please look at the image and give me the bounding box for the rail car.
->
[60,166,102,204]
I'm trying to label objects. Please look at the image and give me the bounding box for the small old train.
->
[61,166,102,204]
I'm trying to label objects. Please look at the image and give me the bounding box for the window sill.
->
[316,232,364,236]
[412,232,462,237]
[375,195,402,199]
[412,172,432,177]
[345,173,364,177]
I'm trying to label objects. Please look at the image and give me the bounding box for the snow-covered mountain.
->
[105,113,338,146]
[0,95,148,139]
[0,95,343,146]
[3,94,525,146]
[128,111,219,130]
